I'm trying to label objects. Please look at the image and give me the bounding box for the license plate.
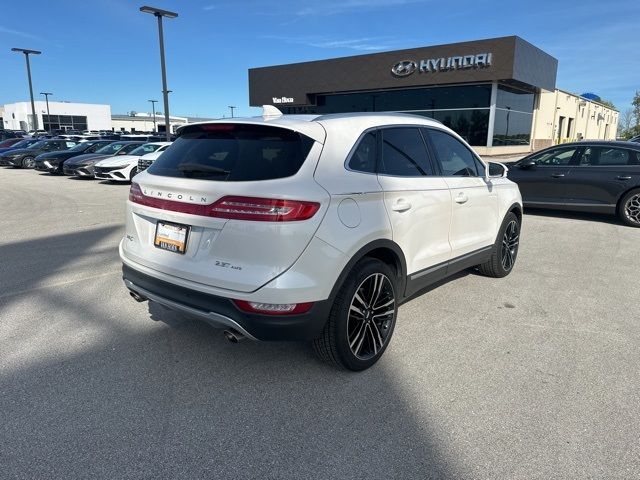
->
[154,221,190,254]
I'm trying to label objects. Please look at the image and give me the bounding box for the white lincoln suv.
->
[120,109,522,370]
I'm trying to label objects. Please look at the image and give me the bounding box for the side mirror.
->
[519,159,537,169]
[488,162,509,178]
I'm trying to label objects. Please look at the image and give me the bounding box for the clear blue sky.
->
[1,0,638,118]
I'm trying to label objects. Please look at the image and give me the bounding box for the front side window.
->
[527,147,577,166]
[379,128,433,176]
[427,128,479,176]
[347,132,377,174]
[117,143,144,155]
[96,142,125,155]
[578,147,637,166]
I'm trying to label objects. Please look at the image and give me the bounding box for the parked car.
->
[121,111,522,371]
[137,145,171,173]
[0,138,41,157]
[1,129,23,141]
[63,141,145,177]
[94,142,171,182]
[27,130,49,137]
[0,138,24,149]
[505,141,640,227]
[34,140,116,174]
[0,139,80,168]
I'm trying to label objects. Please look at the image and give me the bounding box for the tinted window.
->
[578,147,638,166]
[117,143,144,155]
[148,124,314,181]
[96,142,126,155]
[379,128,433,176]
[527,147,577,166]
[427,129,478,176]
[129,144,161,156]
[348,132,377,173]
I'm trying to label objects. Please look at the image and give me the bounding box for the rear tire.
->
[619,189,640,228]
[21,156,36,169]
[313,258,398,371]
[477,212,520,278]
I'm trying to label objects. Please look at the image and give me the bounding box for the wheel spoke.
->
[373,298,394,310]
[370,321,384,351]
[368,325,378,355]
[372,309,394,318]
[350,304,364,316]
[350,321,367,350]
[353,291,368,309]
[370,274,384,308]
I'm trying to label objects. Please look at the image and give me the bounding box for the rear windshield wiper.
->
[177,163,230,175]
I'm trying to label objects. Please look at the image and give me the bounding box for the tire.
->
[477,212,520,278]
[21,156,35,169]
[618,189,640,228]
[313,258,398,371]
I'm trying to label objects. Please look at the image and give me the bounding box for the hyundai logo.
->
[391,60,417,77]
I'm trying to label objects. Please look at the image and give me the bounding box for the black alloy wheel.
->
[21,156,36,169]
[620,189,640,227]
[477,212,521,278]
[313,258,398,371]
[501,219,520,272]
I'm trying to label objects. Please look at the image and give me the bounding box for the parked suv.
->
[121,111,522,370]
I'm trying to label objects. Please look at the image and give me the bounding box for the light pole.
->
[228,105,236,118]
[505,106,511,145]
[140,6,178,141]
[11,48,42,132]
[40,92,52,132]
[148,99,158,132]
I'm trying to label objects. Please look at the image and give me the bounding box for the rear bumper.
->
[122,264,332,341]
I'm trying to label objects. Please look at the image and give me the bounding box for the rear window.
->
[147,124,314,181]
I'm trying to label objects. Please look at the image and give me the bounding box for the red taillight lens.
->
[209,196,319,222]
[128,184,320,222]
[233,300,314,315]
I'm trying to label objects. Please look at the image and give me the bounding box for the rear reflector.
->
[129,183,320,222]
[233,300,314,315]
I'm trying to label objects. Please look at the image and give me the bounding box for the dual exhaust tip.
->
[129,290,246,343]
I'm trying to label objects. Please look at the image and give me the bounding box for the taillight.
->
[209,196,319,221]
[233,300,314,315]
[128,183,320,222]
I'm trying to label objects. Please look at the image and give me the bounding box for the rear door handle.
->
[391,201,412,212]
[617,175,632,180]
[551,173,565,178]
[454,193,469,204]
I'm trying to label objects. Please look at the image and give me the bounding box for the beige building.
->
[531,89,618,151]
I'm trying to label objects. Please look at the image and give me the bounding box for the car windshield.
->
[95,143,126,155]
[148,124,314,181]
[69,142,94,152]
[29,141,49,149]
[11,139,38,149]
[128,144,161,156]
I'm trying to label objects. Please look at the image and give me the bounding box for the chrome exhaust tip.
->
[129,290,148,303]
[223,329,245,343]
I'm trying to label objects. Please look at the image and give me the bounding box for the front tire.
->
[21,156,36,169]
[313,258,398,371]
[477,212,520,278]
[619,189,640,228]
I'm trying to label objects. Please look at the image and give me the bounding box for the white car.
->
[120,108,522,371]
[94,142,171,182]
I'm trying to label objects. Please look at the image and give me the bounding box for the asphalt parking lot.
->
[1,169,639,479]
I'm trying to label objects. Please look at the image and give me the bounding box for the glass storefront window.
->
[492,109,532,145]
[413,109,489,146]
[496,85,535,113]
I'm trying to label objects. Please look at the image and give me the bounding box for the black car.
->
[63,141,145,177]
[506,141,640,227]
[0,139,80,168]
[34,140,116,174]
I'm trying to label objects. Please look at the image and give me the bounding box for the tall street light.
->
[140,6,177,141]
[40,92,52,132]
[228,106,236,118]
[11,48,42,132]
[148,99,158,132]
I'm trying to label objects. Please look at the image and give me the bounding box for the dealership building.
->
[249,36,618,155]
[2,101,111,132]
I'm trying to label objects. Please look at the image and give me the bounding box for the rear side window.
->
[148,124,314,181]
[427,128,479,176]
[348,132,377,173]
[578,147,639,166]
[380,128,434,176]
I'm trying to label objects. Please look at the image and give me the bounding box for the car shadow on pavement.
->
[0,226,462,479]
[524,207,623,226]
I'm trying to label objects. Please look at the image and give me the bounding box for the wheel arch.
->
[329,239,408,302]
